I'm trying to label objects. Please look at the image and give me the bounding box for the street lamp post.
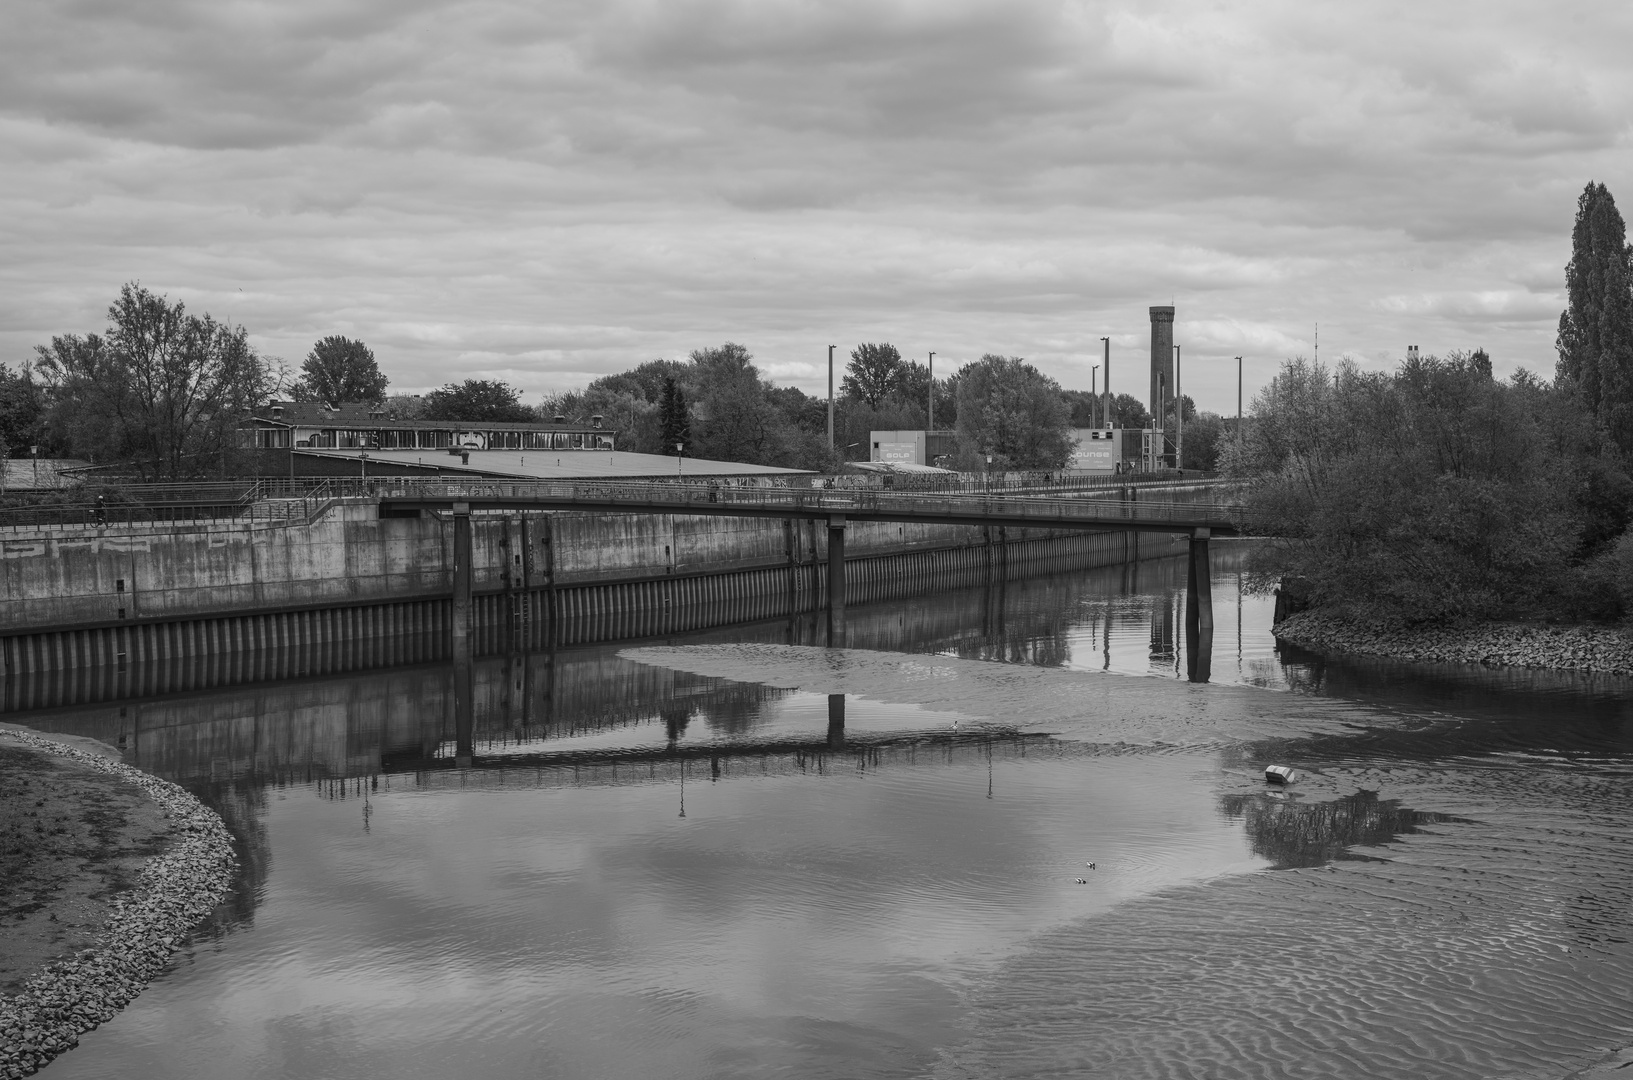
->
[928,351,935,431]
[1178,346,1186,469]
[676,442,684,477]
[827,345,836,451]
[1099,337,1111,430]
[1235,357,1243,462]
[1091,364,1099,426]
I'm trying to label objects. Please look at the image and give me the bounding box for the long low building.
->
[241,401,810,480]
[241,401,616,451]
[293,446,812,481]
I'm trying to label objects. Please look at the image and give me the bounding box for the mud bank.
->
[0,730,236,1079]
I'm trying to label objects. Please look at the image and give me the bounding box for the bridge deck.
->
[375,479,1249,535]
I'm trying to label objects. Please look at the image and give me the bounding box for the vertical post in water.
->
[827,515,846,647]
[452,502,472,660]
[452,501,475,764]
[454,646,475,768]
[827,693,845,749]
[1186,527,1213,683]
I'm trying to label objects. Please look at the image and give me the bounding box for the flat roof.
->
[296,448,812,479]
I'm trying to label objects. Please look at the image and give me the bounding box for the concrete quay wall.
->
[0,485,1223,679]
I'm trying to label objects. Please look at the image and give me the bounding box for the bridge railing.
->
[370,477,1256,530]
[0,475,1261,532]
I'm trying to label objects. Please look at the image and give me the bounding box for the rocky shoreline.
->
[1273,610,1633,675]
[0,731,237,1079]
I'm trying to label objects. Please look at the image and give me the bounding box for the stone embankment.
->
[0,731,236,1079]
[1273,610,1633,675]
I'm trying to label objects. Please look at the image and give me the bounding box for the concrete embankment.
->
[1273,609,1633,675]
[1,484,1225,689]
[0,729,236,1079]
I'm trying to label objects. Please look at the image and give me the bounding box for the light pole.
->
[1091,364,1099,427]
[1176,345,1185,470]
[928,351,935,431]
[1099,337,1111,430]
[827,345,836,451]
[676,442,684,477]
[1235,357,1243,462]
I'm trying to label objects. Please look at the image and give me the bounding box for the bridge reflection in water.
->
[3,552,1231,784]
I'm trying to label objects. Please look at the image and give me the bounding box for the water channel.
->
[16,541,1633,1078]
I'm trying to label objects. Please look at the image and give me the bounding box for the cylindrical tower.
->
[1149,306,1175,422]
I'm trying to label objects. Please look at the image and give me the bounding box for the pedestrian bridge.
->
[373,478,1253,536]
[378,477,1242,682]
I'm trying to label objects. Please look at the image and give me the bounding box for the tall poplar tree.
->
[659,376,690,454]
[1557,181,1633,452]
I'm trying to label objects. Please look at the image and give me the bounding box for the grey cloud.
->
[0,0,1625,408]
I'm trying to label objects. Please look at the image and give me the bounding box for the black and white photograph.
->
[3,0,1632,1076]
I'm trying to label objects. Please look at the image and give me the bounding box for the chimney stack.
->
[1149,306,1175,424]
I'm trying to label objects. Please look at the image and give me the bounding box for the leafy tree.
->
[1108,393,1151,429]
[1179,411,1226,472]
[1165,394,1196,424]
[841,343,906,408]
[382,392,425,420]
[689,343,791,463]
[1557,181,1633,453]
[1242,352,1591,624]
[895,360,955,428]
[421,379,533,422]
[34,283,277,480]
[951,355,1074,469]
[293,336,388,404]
[659,377,690,455]
[0,363,46,457]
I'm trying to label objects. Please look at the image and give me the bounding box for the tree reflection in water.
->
[1219,789,1466,869]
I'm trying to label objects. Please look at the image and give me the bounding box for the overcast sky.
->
[3,0,1629,412]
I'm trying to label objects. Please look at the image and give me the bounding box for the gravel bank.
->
[0,731,236,1079]
[1273,610,1633,674]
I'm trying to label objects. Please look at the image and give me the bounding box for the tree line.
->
[1242,180,1633,625]
[2,283,1230,481]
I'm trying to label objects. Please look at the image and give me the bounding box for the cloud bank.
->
[2,0,1628,410]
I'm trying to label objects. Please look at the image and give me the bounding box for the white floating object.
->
[1264,765,1297,785]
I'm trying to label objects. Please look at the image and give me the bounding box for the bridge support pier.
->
[827,516,847,648]
[452,502,472,658]
[454,651,475,768]
[1185,527,1213,683]
[452,502,474,766]
[827,693,846,749]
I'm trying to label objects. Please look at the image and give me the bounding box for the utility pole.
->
[827,345,836,451]
[928,351,935,431]
[1235,356,1243,463]
[1174,344,1182,471]
[1099,337,1110,429]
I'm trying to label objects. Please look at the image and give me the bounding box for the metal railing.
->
[371,477,1253,531]
[0,474,1254,533]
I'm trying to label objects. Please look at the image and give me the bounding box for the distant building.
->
[240,401,615,452]
[868,430,958,468]
[239,401,811,481]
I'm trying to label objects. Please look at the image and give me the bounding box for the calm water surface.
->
[18,542,1633,1079]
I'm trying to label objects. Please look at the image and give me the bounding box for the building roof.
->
[848,460,957,475]
[250,402,606,433]
[1,458,90,491]
[296,448,812,479]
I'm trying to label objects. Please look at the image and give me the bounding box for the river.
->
[19,541,1633,1079]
